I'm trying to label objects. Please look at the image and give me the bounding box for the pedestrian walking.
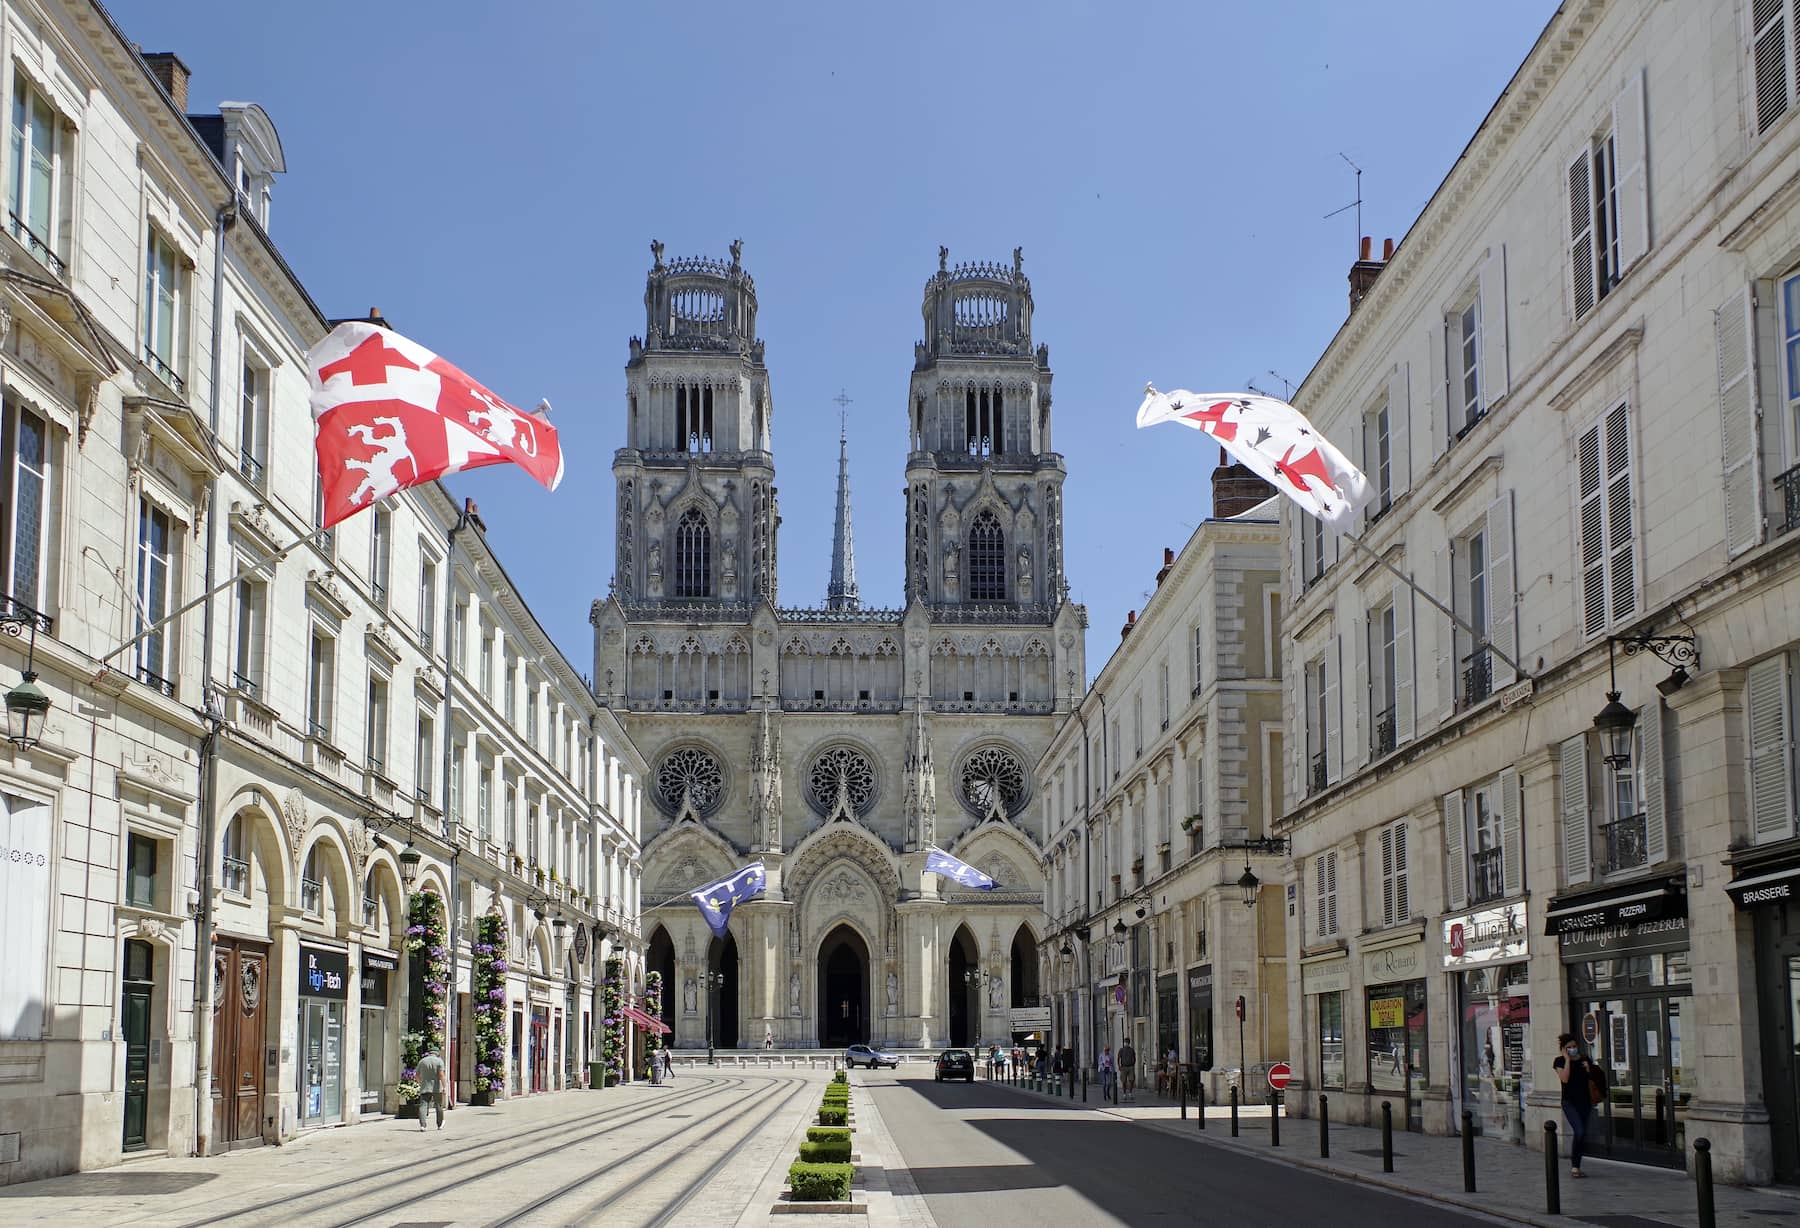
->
[1099,1046,1117,1103]
[764,1025,774,1050]
[661,1048,674,1080]
[415,1047,446,1132]
[1118,1040,1137,1102]
[990,1044,1001,1079]
[1553,1032,1602,1178]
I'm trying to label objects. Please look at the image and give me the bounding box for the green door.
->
[122,939,153,1151]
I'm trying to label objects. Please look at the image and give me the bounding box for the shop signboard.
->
[1442,902,1529,969]
[300,946,348,1000]
[1544,878,1684,936]
[1009,1007,1051,1030]
[1362,939,1424,985]
[1301,958,1349,996]
[1556,914,1688,962]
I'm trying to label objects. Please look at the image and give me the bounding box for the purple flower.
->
[488,988,506,1001]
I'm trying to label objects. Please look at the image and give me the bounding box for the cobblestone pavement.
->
[0,1070,829,1227]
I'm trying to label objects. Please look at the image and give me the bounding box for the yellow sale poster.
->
[1368,997,1405,1029]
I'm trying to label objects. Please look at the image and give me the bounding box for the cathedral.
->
[591,243,1086,1049]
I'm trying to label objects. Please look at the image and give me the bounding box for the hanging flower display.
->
[643,970,665,1069]
[471,911,510,1097]
[602,956,625,1086]
[399,889,448,1106]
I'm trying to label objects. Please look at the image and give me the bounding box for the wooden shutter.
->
[1393,823,1409,921]
[1387,362,1411,498]
[1568,144,1596,321]
[1754,0,1791,136]
[1604,406,1637,625]
[1393,584,1415,744]
[1379,826,1395,927]
[1478,246,1509,406]
[1326,852,1338,935]
[1442,791,1466,912]
[1613,69,1649,273]
[1486,491,1517,688]
[1435,545,1454,725]
[1716,286,1764,557]
[1579,421,1607,637]
[1749,655,1795,844]
[1641,700,1668,865]
[1426,323,1447,458]
[1353,616,1370,770]
[1499,765,1523,897]
[1325,636,1342,783]
[1559,733,1592,886]
[1314,855,1328,939]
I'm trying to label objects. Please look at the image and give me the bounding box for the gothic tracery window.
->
[655,746,724,817]
[806,745,877,818]
[674,508,711,598]
[959,745,1027,819]
[968,510,1005,602]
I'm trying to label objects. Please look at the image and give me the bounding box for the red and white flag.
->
[306,322,565,528]
[1136,386,1371,532]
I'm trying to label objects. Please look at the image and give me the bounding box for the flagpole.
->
[1337,529,1529,681]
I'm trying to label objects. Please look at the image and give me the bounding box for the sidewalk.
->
[987,1074,1800,1228]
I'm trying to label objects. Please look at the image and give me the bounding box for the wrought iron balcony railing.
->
[1469,846,1505,904]
[1778,463,1800,537]
[238,451,265,488]
[1601,811,1649,874]
[9,212,65,276]
[1461,648,1493,710]
[1309,750,1328,795]
[1371,705,1397,757]
[143,346,185,395]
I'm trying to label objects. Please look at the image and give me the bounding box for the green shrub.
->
[817,1105,848,1126]
[807,1126,852,1145]
[788,1161,853,1202]
[832,1070,848,1084]
[799,1139,852,1163]
[822,1093,849,1108]
[823,1083,849,1097]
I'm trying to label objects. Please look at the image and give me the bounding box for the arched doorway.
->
[947,925,981,1048]
[1011,925,1040,1045]
[707,932,739,1050]
[647,927,676,1028]
[817,925,869,1047]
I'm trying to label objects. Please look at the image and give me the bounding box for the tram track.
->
[178,1075,750,1228]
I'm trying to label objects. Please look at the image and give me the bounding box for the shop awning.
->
[1543,876,1685,935]
[1727,859,1800,909]
[620,1004,670,1035]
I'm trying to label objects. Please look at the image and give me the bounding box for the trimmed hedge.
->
[807,1126,852,1145]
[789,1161,854,1202]
[822,1086,850,1100]
[832,1070,847,1084]
[817,1105,848,1126]
[799,1139,852,1164]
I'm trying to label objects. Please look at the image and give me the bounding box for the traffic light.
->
[1235,995,1246,1021]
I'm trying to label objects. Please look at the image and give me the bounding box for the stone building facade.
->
[592,245,1084,1051]
[1038,470,1287,1095]
[0,2,645,1184]
[1275,0,1800,1183]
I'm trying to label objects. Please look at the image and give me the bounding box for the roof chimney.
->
[1348,235,1391,316]
[1121,610,1137,641]
[140,52,190,112]
[1211,444,1276,519]
[1155,546,1175,587]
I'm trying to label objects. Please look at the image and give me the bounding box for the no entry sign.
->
[1266,1062,1292,1091]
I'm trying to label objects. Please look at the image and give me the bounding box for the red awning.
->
[621,1004,670,1035]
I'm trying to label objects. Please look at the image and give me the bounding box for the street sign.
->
[1009,1007,1051,1030]
[1267,1062,1292,1091]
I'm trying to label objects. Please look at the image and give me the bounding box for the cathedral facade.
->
[591,244,1085,1049]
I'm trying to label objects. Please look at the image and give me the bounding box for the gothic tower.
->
[613,239,778,610]
[905,247,1065,611]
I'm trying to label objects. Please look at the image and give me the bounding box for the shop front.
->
[1155,973,1178,1063]
[1547,876,1690,1168]
[1442,901,1530,1140]
[297,945,348,1127]
[360,953,397,1115]
[1728,843,1800,1182]
[1301,956,1349,1093]
[1187,966,1214,1072]
[1364,940,1427,1131]
[530,1002,550,1093]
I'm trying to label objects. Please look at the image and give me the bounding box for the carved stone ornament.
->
[815,869,868,906]
[958,746,1028,819]
[240,959,261,1013]
[654,746,724,818]
[212,952,227,1013]
[346,822,372,878]
[805,745,877,820]
[282,789,309,871]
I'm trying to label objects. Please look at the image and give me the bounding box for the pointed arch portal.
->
[817,925,869,1047]
[708,931,739,1050]
[948,924,981,1048]
[647,926,676,1025]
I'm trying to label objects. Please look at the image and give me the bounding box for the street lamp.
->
[1593,691,1637,769]
[1595,632,1701,770]
[398,843,421,889]
[702,969,726,1065]
[1236,862,1260,910]
[4,670,49,748]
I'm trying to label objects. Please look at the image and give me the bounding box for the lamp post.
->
[702,969,725,1064]
[0,610,48,749]
[398,843,421,889]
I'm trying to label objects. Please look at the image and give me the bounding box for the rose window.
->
[655,747,724,817]
[959,746,1027,819]
[806,745,877,818]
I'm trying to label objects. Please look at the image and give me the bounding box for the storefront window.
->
[1317,991,1344,1088]
[1458,964,1530,1137]
[298,945,347,1125]
[1367,980,1428,1125]
[1187,967,1214,1070]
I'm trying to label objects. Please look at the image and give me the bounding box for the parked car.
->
[846,1044,898,1069]
[935,1049,975,1082]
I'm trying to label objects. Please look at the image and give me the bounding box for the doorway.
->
[209,939,268,1152]
[648,927,676,1027]
[817,925,869,1047]
[1574,991,1691,1166]
[122,939,154,1151]
[947,925,980,1048]
[709,932,740,1049]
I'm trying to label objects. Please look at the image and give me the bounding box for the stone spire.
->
[902,706,937,851]
[749,707,782,851]
[825,392,859,610]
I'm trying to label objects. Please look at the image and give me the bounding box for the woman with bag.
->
[1553,1032,1601,1178]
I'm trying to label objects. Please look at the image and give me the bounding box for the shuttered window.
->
[1314,851,1338,939]
[1560,733,1593,886]
[1569,72,1649,321]
[1749,654,1796,844]
[1578,405,1636,637]
[1717,286,1764,555]
[1379,821,1409,928]
[1755,0,1797,136]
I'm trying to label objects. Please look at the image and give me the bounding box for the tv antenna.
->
[1323,152,1363,253]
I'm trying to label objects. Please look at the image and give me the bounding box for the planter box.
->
[469,1089,496,1107]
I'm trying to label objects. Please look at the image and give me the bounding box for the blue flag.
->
[925,847,997,891]
[690,862,767,938]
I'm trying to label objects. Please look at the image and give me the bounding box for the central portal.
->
[817,925,869,1047]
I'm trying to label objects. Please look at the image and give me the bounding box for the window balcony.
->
[1371,706,1396,758]
[1778,463,1800,537]
[1308,750,1328,795]
[143,346,186,396]
[232,670,260,700]
[222,856,249,896]
[372,581,387,609]
[9,212,65,277]
[1460,649,1492,710]
[300,876,323,915]
[239,451,266,489]
[137,665,176,699]
[1601,811,1649,875]
[1468,846,1505,904]
[362,893,379,928]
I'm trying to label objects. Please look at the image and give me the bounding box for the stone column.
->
[1518,744,1565,1142]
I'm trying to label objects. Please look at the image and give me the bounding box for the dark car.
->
[935,1049,975,1082]
[846,1044,898,1069]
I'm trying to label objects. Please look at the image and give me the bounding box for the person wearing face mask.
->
[1553,1032,1599,1177]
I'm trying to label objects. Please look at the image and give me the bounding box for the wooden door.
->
[209,941,268,1152]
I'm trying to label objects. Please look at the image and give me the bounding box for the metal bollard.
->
[1198,1080,1206,1130]
[1180,1075,1187,1120]
[1230,1084,1239,1137]
[1543,1120,1560,1215]
[1270,1093,1280,1147]
[1319,1094,1329,1158]
[1381,1101,1394,1173]
[1461,1110,1477,1193]
[1082,1070,1088,1103]
[1695,1138,1715,1228]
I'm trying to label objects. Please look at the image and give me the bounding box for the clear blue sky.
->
[110,0,1555,679]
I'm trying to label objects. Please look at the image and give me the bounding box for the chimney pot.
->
[370,308,382,319]
[1383,238,1395,260]
[140,52,191,113]
[1360,235,1372,260]
[1163,547,1175,566]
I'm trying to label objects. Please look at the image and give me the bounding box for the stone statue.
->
[939,245,949,273]
[684,976,698,1015]
[646,540,661,576]
[789,971,802,1015]
[942,542,960,602]
[886,971,899,1016]
[1016,547,1032,598]
[730,238,743,267]
[988,972,1004,1011]
[651,239,665,268]
[1012,246,1023,275]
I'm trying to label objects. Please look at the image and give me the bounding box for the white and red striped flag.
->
[1136,386,1371,532]
[305,321,565,528]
